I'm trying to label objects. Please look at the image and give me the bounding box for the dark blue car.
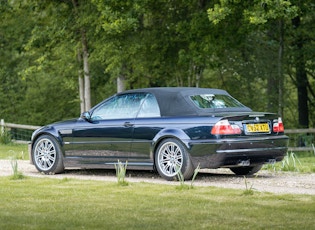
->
[30,87,288,180]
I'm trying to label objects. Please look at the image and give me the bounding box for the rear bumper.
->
[188,135,289,169]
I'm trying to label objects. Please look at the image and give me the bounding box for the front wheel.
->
[32,135,64,174]
[155,138,194,181]
[230,164,263,176]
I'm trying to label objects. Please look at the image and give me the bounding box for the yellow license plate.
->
[246,123,270,133]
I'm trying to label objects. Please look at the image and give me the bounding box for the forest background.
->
[0,0,314,128]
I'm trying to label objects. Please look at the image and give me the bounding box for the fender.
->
[152,128,191,151]
[31,126,65,152]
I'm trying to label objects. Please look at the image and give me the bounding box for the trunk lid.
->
[211,112,284,136]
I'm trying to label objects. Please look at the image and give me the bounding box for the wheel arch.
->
[151,128,191,165]
[31,127,65,157]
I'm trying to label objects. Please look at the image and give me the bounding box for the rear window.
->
[190,94,245,109]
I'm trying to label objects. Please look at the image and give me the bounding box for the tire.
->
[230,164,263,176]
[155,138,194,181]
[32,135,64,174]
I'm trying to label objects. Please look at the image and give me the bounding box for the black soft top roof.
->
[121,87,251,116]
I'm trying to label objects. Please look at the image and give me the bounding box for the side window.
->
[91,93,146,120]
[137,94,160,118]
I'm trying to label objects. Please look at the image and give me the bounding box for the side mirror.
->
[80,111,91,121]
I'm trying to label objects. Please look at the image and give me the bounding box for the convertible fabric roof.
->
[120,87,251,117]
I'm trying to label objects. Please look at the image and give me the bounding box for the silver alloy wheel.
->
[157,141,183,177]
[34,138,57,171]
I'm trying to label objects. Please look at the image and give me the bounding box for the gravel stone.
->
[1,160,314,195]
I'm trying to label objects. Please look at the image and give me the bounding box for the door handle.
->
[124,122,134,127]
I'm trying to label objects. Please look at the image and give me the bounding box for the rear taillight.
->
[273,117,284,133]
[211,119,241,135]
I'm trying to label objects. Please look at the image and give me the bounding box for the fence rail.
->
[285,128,315,134]
[1,121,41,130]
[0,119,314,152]
[1,119,41,143]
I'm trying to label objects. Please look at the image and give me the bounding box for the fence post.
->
[0,119,4,135]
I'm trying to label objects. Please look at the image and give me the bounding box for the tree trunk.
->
[82,31,91,111]
[72,0,91,111]
[267,74,278,113]
[117,75,126,93]
[277,19,284,118]
[292,16,309,128]
[79,75,85,113]
[77,49,85,113]
[296,61,308,128]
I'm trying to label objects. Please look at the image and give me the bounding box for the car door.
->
[68,93,146,166]
[129,93,162,168]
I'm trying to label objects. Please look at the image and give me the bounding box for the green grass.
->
[263,151,315,173]
[0,143,28,160]
[0,177,314,230]
[1,143,315,229]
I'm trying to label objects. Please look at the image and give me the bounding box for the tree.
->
[18,0,97,121]
[0,1,35,122]
[288,0,315,128]
[206,0,315,129]
[72,0,91,111]
[1,0,314,129]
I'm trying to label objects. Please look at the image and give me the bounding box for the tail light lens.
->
[273,117,284,133]
[211,119,241,135]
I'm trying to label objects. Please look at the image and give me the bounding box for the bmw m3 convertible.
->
[30,87,288,180]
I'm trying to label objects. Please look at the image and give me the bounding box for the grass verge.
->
[0,143,28,160]
[263,151,315,173]
[0,177,314,229]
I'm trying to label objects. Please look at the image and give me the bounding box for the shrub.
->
[10,158,25,180]
[176,164,200,190]
[0,128,11,144]
[114,160,128,186]
[281,152,301,172]
[242,176,254,195]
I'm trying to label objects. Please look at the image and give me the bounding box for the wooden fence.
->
[0,119,41,143]
[0,119,41,131]
[0,119,314,152]
[284,128,315,152]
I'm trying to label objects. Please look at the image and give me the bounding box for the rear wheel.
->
[32,135,64,174]
[155,138,194,181]
[230,164,263,176]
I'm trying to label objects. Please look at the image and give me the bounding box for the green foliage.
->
[176,163,200,190]
[263,150,315,173]
[190,163,201,188]
[175,167,189,190]
[10,158,25,180]
[0,0,314,128]
[243,0,298,25]
[281,152,301,172]
[0,128,11,144]
[243,176,255,196]
[207,0,314,127]
[114,160,129,186]
[208,4,232,24]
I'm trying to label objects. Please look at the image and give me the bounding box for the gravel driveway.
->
[1,160,314,195]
